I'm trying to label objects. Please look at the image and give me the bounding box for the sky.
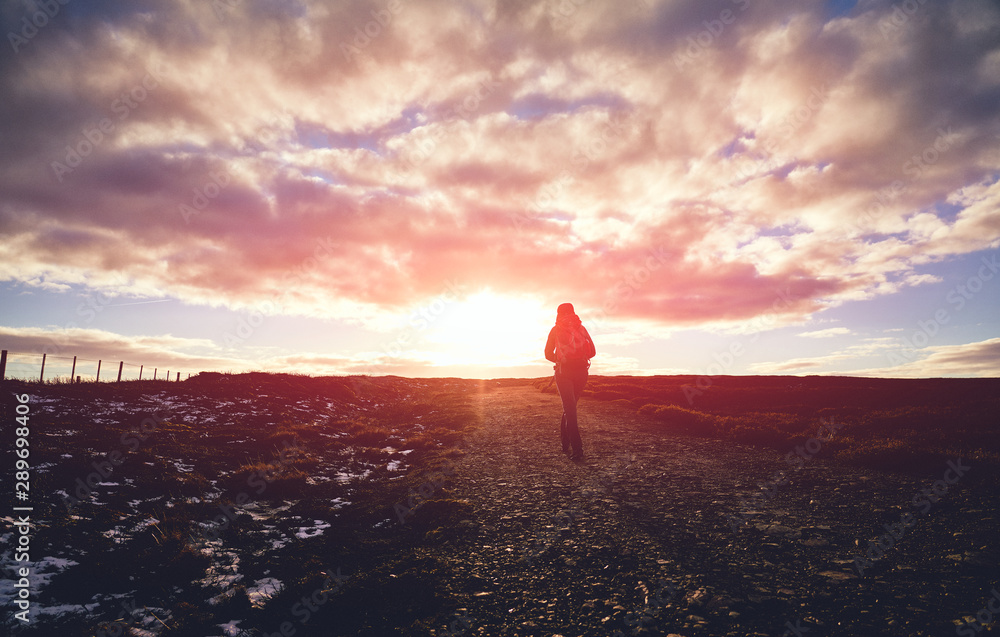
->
[0,0,999,380]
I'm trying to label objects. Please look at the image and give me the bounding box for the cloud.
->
[748,336,1000,377]
[1,0,999,335]
[753,359,825,373]
[0,325,230,379]
[798,327,853,338]
[0,325,459,379]
[846,337,1000,378]
[748,353,854,375]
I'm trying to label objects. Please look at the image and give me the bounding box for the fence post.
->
[96,359,102,382]
[175,371,180,382]
[0,350,6,381]
[70,355,77,381]
[139,365,143,380]
[153,368,157,380]
[40,353,46,383]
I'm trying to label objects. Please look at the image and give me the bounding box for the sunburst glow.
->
[423,291,554,368]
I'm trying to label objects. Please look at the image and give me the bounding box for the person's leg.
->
[560,412,569,453]
[568,368,588,456]
[555,371,580,455]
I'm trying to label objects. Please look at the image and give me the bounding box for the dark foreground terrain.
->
[1,373,999,636]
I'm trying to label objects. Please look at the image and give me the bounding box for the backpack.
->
[556,323,595,363]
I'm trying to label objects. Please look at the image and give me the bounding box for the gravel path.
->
[435,385,999,637]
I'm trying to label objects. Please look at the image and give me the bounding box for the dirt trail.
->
[431,384,996,637]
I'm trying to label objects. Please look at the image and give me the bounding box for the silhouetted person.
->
[544,303,596,461]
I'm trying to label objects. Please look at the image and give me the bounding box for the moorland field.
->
[1,373,998,636]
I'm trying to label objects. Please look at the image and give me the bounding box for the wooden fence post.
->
[40,353,46,383]
[70,355,77,381]
[117,361,124,382]
[0,350,6,381]
[175,371,180,382]
[153,368,157,380]
[139,365,143,380]
[96,359,102,382]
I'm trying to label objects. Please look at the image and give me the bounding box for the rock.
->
[685,588,710,607]
[456,519,479,534]
[817,570,855,581]
[705,595,733,611]
[799,537,829,547]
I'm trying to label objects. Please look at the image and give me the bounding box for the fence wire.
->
[0,350,190,383]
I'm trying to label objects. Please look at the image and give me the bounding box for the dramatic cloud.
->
[1,0,998,377]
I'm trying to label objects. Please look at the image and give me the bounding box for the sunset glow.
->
[1,0,998,379]
[423,291,553,369]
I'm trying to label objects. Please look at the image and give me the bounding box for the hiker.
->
[544,302,596,460]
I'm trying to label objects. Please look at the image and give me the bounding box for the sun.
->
[423,290,553,367]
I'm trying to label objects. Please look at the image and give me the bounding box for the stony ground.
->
[432,384,1000,637]
[3,377,998,637]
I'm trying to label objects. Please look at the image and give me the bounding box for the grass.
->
[568,375,1000,476]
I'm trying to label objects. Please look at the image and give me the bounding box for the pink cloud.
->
[1,0,998,333]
